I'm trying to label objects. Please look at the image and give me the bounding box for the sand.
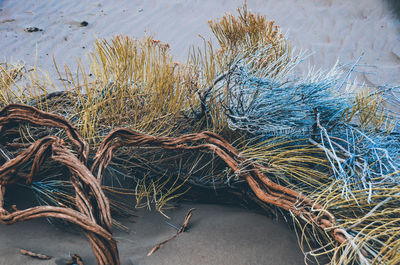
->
[1,0,400,86]
[1,0,400,264]
[0,203,305,265]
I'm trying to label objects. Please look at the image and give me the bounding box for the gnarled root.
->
[0,103,88,162]
[92,128,358,257]
[0,104,366,264]
[0,104,119,265]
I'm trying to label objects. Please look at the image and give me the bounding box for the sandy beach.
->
[0,201,304,265]
[1,1,400,264]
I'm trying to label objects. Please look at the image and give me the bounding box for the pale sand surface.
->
[0,203,304,265]
[0,0,400,86]
[1,1,400,264]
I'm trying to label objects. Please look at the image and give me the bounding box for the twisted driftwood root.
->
[0,104,364,264]
[0,104,119,265]
[92,128,347,245]
[0,103,89,162]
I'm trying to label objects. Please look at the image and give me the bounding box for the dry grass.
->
[135,173,189,218]
[185,3,300,137]
[346,88,395,133]
[209,2,283,52]
[1,4,399,264]
[239,137,329,190]
[208,2,293,76]
[55,36,197,144]
[295,179,400,265]
[0,62,56,110]
[186,39,231,133]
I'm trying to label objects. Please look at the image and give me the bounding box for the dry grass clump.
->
[0,62,56,110]
[186,3,300,136]
[49,36,207,214]
[56,36,197,144]
[297,180,400,265]
[208,2,293,76]
[209,2,283,53]
[346,88,395,133]
[1,3,399,264]
[240,133,400,264]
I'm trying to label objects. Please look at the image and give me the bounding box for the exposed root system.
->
[92,128,347,245]
[0,104,364,264]
[0,104,118,265]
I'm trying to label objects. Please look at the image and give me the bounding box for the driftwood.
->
[0,104,362,264]
[92,128,346,244]
[0,104,118,265]
[0,104,89,162]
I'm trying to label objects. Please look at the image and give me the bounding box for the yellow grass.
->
[1,5,399,263]
[54,36,197,144]
[346,88,395,133]
[0,61,56,111]
[208,2,293,76]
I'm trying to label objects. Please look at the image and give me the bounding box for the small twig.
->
[66,254,84,265]
[177,208,195,234]
[147,208,196,256]
[147,234,177,256]
[19,248,52,260]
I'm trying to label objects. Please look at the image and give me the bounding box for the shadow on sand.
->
[385,0,400,20]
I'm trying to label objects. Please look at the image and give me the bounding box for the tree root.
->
[0,104,118,265]
[0,103,88,162]
[92,128,352,249]
[0,104,367,264]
